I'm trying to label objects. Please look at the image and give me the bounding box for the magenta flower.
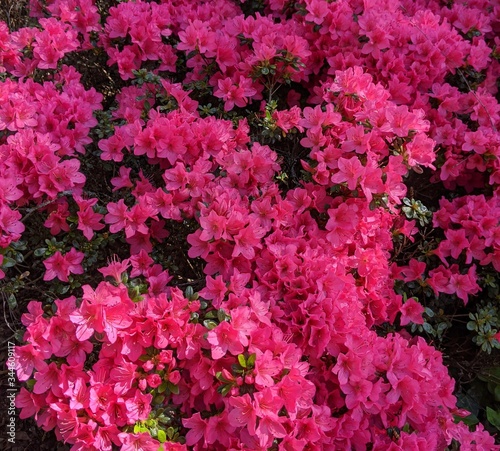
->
[15,388,45,420]
[69,283,133,343]
[118,432,160,451]
[205,412,236,447]
[207,321,246,359]
[98,256,130,284]
[75,195,105,240]
[182,412,208,447]
[341,377,373,409]
[254,350,282,387]
[400,298,425,326]
[231,394,258,427]
[331,156,365,190]
[213,76,257,111]
[15,344,48,381]
[0,204,25,238]
[43,248,84,282]
[124,390,152,423]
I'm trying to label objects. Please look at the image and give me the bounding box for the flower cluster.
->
[2,0,499,449]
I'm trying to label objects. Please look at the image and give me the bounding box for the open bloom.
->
[69,283,134,343]
[400,298,425,326]
[43,248,84,282]
[207,321,247,359]
[213,75,256,111]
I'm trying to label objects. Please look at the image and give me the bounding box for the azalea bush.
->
[2,0,500,449]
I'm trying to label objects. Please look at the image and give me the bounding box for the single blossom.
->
[43,248,84,282]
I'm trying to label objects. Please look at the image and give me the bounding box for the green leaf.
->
[487,407,500,430]
[247,353,256,367]
[481,341,492,353]
[190,312,199,323]
[203,320,218,330]
[467,321,477,331]
[14,252,24,263]
[153,394,166,405]
[10,240,27,251]
[157,429,167,443]
[456,388,481,419]
[422,322,434,334]
[7,294,17,309]
[436,322,448,335]
[218,384,232,397]
[59,285,70,295]
[158,381,169,394]
[238,354,247,368]
[232,363,244,374]
[167,382,179,395]
[2,256,16,268]
[424,307,435,317]
[134,424,148,434]
[453,413,479,427]
[185,286,194,299]
[217,309,228,322]
[478,367,500,385]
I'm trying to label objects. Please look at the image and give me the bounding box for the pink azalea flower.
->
[15,387,46,420]
[445,228,469,260]
[43,248,84,282]
[448,265,480,305]
[110,359,138,395]
[94,424,122,451]
[182,412,208,447]
[325,202,359,247]
[205,412,236,446]
[15,344,48,381]
[118,432,160,451]
[228,394,257,435]
[207,321,247,359]
[105,199,129,233]
[214,75,256,111]
[75,195,105,240]
[341,376,373,409]
[33,361,61,395]
[331,156,365,190]
[124,390,152,423]
[401,259,427,283]
[129,248,154,277]
[110,166,134,191]
[44,199,71,235]
[0,204,25,238]
[232,220,266,259]
[64,377,89,410]
[69,283,133,343]
[406,134,436,170]
[254,350,282,387]
[98,256,130,284]
[400,298,425,326]
[386,375,420,407]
